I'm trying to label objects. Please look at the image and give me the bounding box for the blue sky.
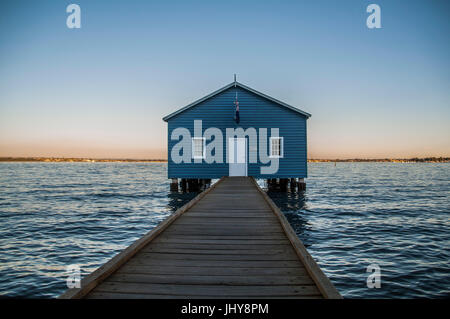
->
[0,0,449,158]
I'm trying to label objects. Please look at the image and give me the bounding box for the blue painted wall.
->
[166,86,308,179]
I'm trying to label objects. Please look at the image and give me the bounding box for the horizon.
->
[0,155,449,161]
[1,0,449,159]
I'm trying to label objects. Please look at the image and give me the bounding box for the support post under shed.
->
[170,178,178,192]
[298,178,306,191]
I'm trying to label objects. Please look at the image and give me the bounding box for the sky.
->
[0,0,449,159]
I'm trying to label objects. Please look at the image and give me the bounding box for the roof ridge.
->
[162,81,311,121]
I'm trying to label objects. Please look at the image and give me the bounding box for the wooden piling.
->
[297,178,306,191]
[170,178,178,192]
[180,179,187,192]
[280,178,288,191]
[290,178,297,191]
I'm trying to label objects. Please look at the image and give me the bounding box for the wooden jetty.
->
[60,177,341,299]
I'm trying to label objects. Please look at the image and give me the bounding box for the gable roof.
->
[162,81,311,122]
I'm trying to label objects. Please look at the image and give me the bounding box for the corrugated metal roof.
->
[162,81,311,122]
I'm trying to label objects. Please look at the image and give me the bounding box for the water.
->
[0,162,448,298]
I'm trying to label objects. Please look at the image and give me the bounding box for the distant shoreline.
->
[0,157,166,163]
[0,157,448,163]
[308,157,449,163]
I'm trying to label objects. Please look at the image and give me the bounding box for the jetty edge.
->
[59,177,341,299]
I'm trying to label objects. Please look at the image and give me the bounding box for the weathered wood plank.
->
[166,224,283,231]
[143,242,291,250]
[171,221,279,228]
[164,225,284,232]
[133,251,299,261]
[108,273,315,286]
[173,220,277,225]
[140,247,297,256]
[193,200,269,207]
[154,234,289,241]
[94,282,322,297]
[169,221,280,226]
[152,237,290,245]
[162,230,286,236]
[86,292,322,299]
[183,211,275,220]
[117,265,308,276]
[126,258,303,268]
[194,203,269,209]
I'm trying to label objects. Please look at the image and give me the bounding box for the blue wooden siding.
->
[166,86,308,179]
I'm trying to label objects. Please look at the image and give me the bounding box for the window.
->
[192,137,206,159]
[270,137,283,158]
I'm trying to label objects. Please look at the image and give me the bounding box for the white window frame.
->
[192,137,206,159]
[269,137,284,158]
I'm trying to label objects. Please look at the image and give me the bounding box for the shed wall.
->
[167,86,307,179]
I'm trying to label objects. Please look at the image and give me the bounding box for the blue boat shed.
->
[163,79,311,191]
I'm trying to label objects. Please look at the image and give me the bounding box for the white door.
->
[228,137,247,176]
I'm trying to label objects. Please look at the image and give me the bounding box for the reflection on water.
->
[166,191,199,212]
[0,162,449,298]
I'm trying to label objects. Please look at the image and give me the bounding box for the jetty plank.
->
[91,282,322,297]
[107,273,316,286]
[60,176,341,299]
[116,265,310,276]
